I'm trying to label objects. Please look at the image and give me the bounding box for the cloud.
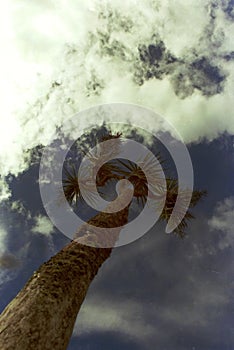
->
[11,200,31,219]
[71,266,232,348]
[0,271,15,290]
[71,216,233,347]
[31,215,55,254]
[0,226,20,268]
[0,178,10,202]
[0,0,233,201]
[208,196,234,249]
[159,274,229,329]
[31,215,54,236]
[73,297,156,342]
[0,226,8,255]
[0,226,19,288]
[0,253,20,269]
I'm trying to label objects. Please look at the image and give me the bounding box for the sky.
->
[0,1,234,349]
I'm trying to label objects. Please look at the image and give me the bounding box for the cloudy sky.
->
[0,1,233,349]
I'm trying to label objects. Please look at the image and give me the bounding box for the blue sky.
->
[0,1,233,349]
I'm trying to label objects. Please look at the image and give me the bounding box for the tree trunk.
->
[0,187,132,350]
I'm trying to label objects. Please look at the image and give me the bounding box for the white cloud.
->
[73,258,231,343]
[31,215,55,253]
[73,297,156,341]
[11,200,31,219]
[208,196,234,249]
[31,215,54,236]
[0,226,8,255]
[0,178,10,203]
[0,0,233,199]
[0,271,14,289]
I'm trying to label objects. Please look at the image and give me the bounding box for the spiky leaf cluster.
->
[62,130,206,237]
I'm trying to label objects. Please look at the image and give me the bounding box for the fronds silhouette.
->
[62,130,206,237]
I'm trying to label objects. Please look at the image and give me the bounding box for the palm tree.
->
[0,131,206,350]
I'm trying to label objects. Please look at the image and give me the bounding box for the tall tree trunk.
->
[0,187,132,350]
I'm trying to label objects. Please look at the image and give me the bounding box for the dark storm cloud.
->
[221,0,234,21]
[0,253,20,269]
[90,2,232,99]
[133,22,227,98]
[224,51,234,60]
[136,41,226,98]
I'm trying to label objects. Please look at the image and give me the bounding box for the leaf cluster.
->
[62,131,206,237]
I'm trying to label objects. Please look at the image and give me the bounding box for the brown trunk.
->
[0,187,132,350]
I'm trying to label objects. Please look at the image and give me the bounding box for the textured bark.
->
[0,188,131,350]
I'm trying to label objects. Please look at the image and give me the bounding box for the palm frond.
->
[115,152,165,206]
[97,163,123,186]
[62,165,81,205]
[62,164,98,206]
[160,178,206,237]
[62,129,206,238]
[99,131,122,142]
[97,131,123,162]
[114,159,148,204]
